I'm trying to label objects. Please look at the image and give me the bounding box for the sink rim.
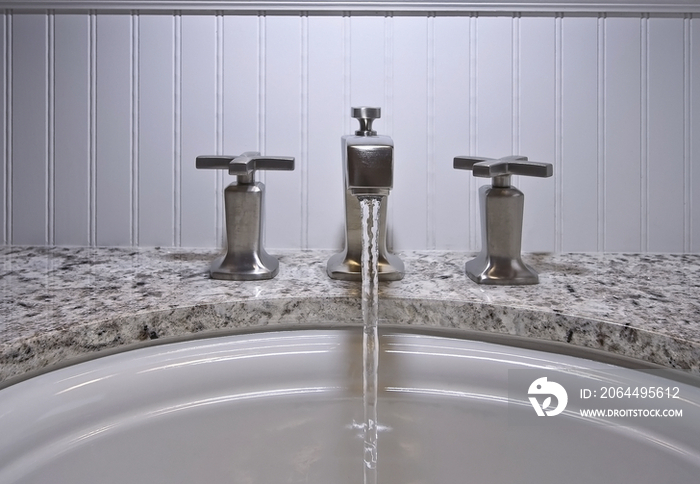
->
[3,322,699,392]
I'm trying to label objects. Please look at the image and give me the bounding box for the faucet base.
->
[209,251,279,281]
[464,254,539,285]
[326,250,404,282]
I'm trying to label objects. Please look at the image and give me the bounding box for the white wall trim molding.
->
[0,2,698,15]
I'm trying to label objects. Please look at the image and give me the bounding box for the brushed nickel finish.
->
[327,107,404,281]
[196,152,295,280]
[454,155,553,285]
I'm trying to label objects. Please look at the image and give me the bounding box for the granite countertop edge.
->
[2,246,699,383]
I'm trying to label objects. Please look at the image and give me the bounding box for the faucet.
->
[327,107,405,281]
[196,151,295,280]
[453,155,552,285]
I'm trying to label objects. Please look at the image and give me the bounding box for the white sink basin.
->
[1,328,699,483]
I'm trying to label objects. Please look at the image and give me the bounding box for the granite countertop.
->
[1,246,699,383]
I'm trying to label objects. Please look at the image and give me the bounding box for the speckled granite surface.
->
[1,246,699,382]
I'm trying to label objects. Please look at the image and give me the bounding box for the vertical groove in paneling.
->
[554,13,563,253]
[300,12,309,249]
[3,12,12,245]
[512,13,520,158]
[384,14,393,136]
[89,11,96,246]
[684,13,692,252]
[2,12,5,245]
[519,16,556,251]
[691,14,697,251]
[258,13,266,188]
[384,13,394,249]
[138,14,175,247]
[262,16,302,249]
[647,17,685,251]
[47,11,55,246]
[640,13,649,252]
[173,12,181,247]
[469,13,478,250]
[95,14,133,246]
[180,16,217,247]
[564,13,599,237]
[343,14,350,135]
[597,14,606,251]
[433,16,470,250]
[426,13,435,250]
[3,12,10,245]
[306,15,343,249]
[215,12,223,246]
[393,16,428,250]
[131,12,139,247]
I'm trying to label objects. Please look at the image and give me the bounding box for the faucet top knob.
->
[351,106,381,136]
[196,151,295,184]
[453,155,552,187]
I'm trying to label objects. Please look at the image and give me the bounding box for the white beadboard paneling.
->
[95,15,132,246]
[306,15,344,249]
[264,15,303,250]
[47,13,54,245]
[131,14,138,245]
[647,17,686,252]
[392,15,428,251]
[350,16,386,113]
[561,16,598,252]
[475,16,513,157]
[180,15,217,247]
[0,13,6,244]
[54,15,89,246]
[684,14,692,253]
[604,17,643,252]
[88,12,96,245]
[222,16,258,161]
[474,16,513,251]
[12,14,47,245]
[0,11,698,254]
[215,13,223,245]
[434,16,471,250]
[138,15,174,247]
[693,17,700,253]
[222,15,260,246]
[519,15,556,253]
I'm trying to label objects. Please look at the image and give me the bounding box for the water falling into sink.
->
[360,196,382,484]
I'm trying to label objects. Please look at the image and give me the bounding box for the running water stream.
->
[359,196,382,484]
